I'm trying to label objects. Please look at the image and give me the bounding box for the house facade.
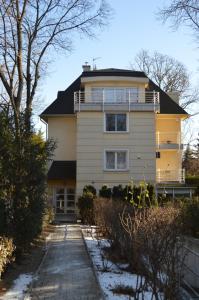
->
[41,66,188,216]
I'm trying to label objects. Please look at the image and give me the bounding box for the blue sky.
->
[36,0,199,139]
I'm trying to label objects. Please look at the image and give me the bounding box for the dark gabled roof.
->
[48,161,76,180]
[146,80,188,115]
[41,77,81,116]
[40,68,188,118]
[81,68,147,78]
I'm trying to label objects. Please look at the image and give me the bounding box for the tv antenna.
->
[92,57,101,70]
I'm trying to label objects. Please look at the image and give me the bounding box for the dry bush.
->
[0,236,15,278]
[93,197,185,299]
[121,206,184,300]
[120,207,149,273]
[94,198,128,261]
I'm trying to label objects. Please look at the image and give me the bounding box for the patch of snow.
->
[2,274,33,300]
[82,227,158,300]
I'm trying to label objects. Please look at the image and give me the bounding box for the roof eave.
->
[81,76,149,84]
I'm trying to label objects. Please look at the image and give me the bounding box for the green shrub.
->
[181,197,199,238]
[147,184,157,206]
[83,185,97,196]
[125,182,157,208]
[186,176,199,186]
[0,237,15,279]
[42,205,55,228]
[112,185,124,200]
[132,185,141,206]
[99,185,112,199]
[123,184,133,202]
[101,182,157,207]
[78,191,95,224]
[0,199,7,235]
[0,111,55,251]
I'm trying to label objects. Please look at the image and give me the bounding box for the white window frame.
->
[53,186,76,214]
[104,149,129,171]
[104,113,129,133]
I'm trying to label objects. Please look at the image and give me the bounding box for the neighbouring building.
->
[40,66,188,218]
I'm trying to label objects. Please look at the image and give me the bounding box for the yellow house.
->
[41,66,188,217]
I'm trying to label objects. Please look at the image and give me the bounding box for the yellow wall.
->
[48,116,76,160]
[76,111,156,195]
[156,115,181,132]
[48,179,76,187]
[156,115,182,145]
[156,114,184,181]
[156,151,181,171]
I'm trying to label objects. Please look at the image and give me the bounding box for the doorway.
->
[54,187,76,214]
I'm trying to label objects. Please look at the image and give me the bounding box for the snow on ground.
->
[2,274,33,300]
[82,226,154,300]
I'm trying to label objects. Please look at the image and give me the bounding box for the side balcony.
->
[156,132,183,150]
[74,90,160,112]
[156,169,185,184]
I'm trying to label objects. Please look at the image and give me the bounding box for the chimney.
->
[166,91,180,104]
[82,62,91,72]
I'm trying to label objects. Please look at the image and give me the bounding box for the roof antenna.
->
[92,57,101,70]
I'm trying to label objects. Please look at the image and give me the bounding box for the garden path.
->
[29,224,103,300]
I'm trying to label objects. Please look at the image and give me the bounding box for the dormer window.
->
[92,87,138,103]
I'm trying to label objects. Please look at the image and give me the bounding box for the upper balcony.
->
[156,132,183,150]
[74,89,160,113]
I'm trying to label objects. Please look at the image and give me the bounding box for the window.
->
[91,87,138,103]
[54,187,75,214]
[105,113,127,132]
[105,150,128,171]
[156,152,161,158]
[92,88,103,102]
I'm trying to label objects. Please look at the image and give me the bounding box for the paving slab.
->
[29,225,103,300]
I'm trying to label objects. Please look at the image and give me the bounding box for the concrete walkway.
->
[29,225,103,300]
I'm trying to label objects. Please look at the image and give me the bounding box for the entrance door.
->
[55,187,65,214]
[66,188,76,214]
[54,187,75,214]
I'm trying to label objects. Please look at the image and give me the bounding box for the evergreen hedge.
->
[0,111,55,252]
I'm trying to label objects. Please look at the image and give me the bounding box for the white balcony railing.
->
[156,132,183,150]
[156,169,185,183]
[74,90,159,112]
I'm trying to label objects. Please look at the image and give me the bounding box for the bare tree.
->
[158,0,199,43]
[0,0,111,133]
[132,49,199,110]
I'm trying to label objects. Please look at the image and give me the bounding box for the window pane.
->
[105,89,114,102]
[67,188,75,194]
[56,188,64,194]
[106,114,116,131]
[67,201,75,207]
[115,89,125,102]
[106,152,115,169]
[67,195,75,200]
[128,88,138,102]
[56,194,64,200]
[117,152,127,169]
[56,200,64,213]
[116,114,126,131]
[92,88,103,102]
